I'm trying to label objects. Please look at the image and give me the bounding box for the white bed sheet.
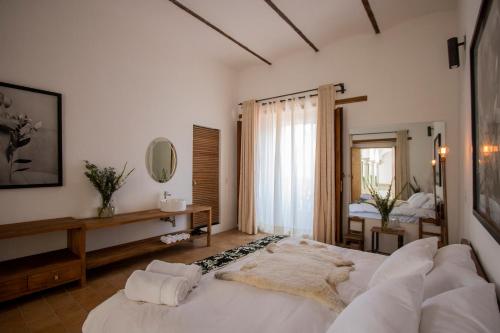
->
[83,238,386,333]
[349,202,435,223]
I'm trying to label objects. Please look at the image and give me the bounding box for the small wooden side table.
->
[371,226,405,254]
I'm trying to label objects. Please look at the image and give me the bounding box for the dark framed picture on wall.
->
[470,0,500,243]
[0,82,62,189]
[433,133,442,187]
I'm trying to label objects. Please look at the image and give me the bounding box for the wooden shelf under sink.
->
[86,230,195,269]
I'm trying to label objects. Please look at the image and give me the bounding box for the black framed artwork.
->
[0,82,62,189]
[471,0,500,243]
[433,133,442,187]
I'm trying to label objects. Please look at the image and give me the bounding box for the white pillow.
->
[328,274,424,333]
[421,198,435,210]
[423,263,486,299]
[420,284,500,333]
[360,193,372,201]
[434,244,476,271]
[422,194,442,210]
[369,237,438,288]
[408,192,430,208]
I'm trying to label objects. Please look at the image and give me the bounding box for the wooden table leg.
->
[207,208,212,247]
[371,231,375,253]
[68,228,86,287]
[398,235,404,248]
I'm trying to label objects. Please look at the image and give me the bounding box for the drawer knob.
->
[54,274,59,281]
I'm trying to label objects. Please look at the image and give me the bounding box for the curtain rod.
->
[261,94,318,105]
[351,130,408,136]
[238,83,345,106]
[237,95,367,119]
[351,130,412,140]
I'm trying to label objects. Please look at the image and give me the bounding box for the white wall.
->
[0,0,238,260]
[457,0,500,294]
[237,11,461,242]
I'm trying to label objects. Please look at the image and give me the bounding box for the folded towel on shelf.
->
[124,270,190,306]
[146,260,202,289]
[160,233,191,244]
[177,233,190,240]
[161,235,176,244]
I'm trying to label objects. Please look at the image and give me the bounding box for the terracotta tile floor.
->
[0,229,264,333]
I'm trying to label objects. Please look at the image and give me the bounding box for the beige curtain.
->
[238,100,258,234]
[313,84,336,244]
[396,130,410,200]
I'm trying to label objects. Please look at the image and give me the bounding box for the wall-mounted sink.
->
[160,198,187,212]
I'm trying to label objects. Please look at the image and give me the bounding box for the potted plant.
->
[366,180,407,230]
[84,160,134,218]
[409,176,421,194]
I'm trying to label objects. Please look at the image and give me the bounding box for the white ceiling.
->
[173,0,457,69]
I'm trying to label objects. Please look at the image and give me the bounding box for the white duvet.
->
[83,238,386,333]
[349,202,435,223]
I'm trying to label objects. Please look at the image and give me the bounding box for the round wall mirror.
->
[145,137,177,183]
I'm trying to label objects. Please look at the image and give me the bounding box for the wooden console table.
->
[0,204,211,302]
[0,218,86,302]
[371,226,405,254]
[82,205,212,269]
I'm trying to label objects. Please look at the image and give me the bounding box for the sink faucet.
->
[163,191,171,200]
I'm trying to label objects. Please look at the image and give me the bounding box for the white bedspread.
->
[83,238,385,333]
[349,202,435,223]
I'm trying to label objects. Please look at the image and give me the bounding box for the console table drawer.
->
[28,263,81,291]
[0,277,28,301]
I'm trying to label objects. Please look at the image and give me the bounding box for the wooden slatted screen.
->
[192,125,220,227]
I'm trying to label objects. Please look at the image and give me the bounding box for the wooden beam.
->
[264,0,319,52]
[361,0,380,34]
[168,0,272,65]
[335,95,368,105]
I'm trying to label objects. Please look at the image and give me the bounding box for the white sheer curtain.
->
[255,96,317,237]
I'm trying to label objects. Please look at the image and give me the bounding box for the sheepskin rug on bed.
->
[215,240,354,313]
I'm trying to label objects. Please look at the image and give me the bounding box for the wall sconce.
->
[482,144,499,156]
[447,36,466,69]
[431,159,436,167]
[439,146,449,160]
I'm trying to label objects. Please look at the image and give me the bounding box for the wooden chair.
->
[419,217,444,247]
[344,216,365,251]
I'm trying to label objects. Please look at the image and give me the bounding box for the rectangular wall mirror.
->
[346,121,446,253]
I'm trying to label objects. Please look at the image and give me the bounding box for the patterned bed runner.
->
[193,235,288,274]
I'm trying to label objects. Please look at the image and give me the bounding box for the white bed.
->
[348,201,435,224]
[83,238,386,333]
[348,193,440,252]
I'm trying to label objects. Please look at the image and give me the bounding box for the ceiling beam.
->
[361,0,380,34]
[264,0,319,52]
[168,0,272,65]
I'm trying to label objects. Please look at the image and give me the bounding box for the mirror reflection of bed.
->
[346,121,446,254]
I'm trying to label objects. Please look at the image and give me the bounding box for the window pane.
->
[360,147,395,197]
